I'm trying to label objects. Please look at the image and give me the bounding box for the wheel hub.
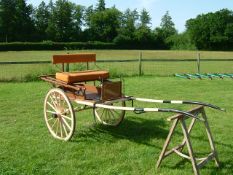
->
[52,113,58,118]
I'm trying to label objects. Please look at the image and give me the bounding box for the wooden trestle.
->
[156,105,220,175]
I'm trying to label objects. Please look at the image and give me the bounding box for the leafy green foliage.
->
[14,0,35,41]
[85,7,121,42]
[167,32,196,50]
[113,9,138,46]
[34,1,50,41]
[96,0,105,12]
[0,0,16,42]
[186,9,233,50]
[47,0,75,41]
[1,0,233,50]
[154,11,177,49]
[0,42,116,51]
[139,8,151,28]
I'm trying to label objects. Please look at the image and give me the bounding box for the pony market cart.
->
[40,53,223,175]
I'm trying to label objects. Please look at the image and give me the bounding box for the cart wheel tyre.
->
[44,88,76,141]
[94,101,125,126]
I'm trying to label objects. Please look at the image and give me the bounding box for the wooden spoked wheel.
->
[94,101,125,126]
[44,88,76,141]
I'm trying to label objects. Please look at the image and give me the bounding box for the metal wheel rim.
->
[94,101,125,126]
[44,88,76,141]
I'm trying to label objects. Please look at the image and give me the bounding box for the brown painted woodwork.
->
[55,70,109,83]
[101,81,122,101]
[53,53,96,64]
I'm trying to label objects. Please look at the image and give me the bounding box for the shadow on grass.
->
[72,115,168,147]
[168,158,233,175]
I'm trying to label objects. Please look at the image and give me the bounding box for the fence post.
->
[197,53,201,74]
[139,52,142,76]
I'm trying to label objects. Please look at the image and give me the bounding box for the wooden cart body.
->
[40,53,223,175]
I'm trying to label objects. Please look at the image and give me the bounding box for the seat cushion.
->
[56,70,109,83]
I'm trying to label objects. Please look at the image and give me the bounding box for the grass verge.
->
[0,76,232,174]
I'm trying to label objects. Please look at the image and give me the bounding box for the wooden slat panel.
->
[53,53,96,64]
[101,81,122,101]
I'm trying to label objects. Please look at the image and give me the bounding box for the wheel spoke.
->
[51,119,58,128]
[61,116,72,130]
[112,109,120,116]
[61,108,70,115]
[61,114,72,121]
[54,92,59,106]
[47,117,54,122]
[55,119,59,135]
[46,110,57,114]
[59,93,62,107]
[62,98,66,106]
[103,109,108,122]
[99,109,105,122]
[102,109,107,121]
[100,109,105,119]
[108,110,116,124]
[49,96,57,108]
[109,110,116,120]
[47,102,57,112]
[61,121,68,137]
[105,110,111,121]
[96,108,101,112]
[60,120,63,138]
[52,93,58,106]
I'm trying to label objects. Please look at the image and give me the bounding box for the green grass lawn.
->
[0,76,232,175]
[0,50,233,81]
[1,50,233,61]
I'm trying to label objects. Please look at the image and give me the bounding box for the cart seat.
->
[56,70,109,83]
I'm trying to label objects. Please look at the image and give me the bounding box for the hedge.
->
[0,42,117,51]
[0,41,161,51]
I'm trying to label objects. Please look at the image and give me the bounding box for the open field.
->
[0,50,233,81]
[1,50,233,61]
[0,77,232,175]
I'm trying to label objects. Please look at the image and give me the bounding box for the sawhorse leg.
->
[156,105,219,175]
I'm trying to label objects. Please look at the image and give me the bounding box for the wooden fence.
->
[0,57,232,81]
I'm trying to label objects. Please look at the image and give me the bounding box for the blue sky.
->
[28,0,233,33]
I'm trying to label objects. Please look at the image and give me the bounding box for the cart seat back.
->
[53,53,109,83]
[53,53,96,64]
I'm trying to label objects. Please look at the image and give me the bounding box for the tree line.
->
[0,0,233,50]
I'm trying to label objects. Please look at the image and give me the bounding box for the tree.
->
[154,11,177,49]
[225,23,233,40]
[35,1,50,40]
[85,2,121,42]
[114,9,139,46]
[46,0,74,41]
[72,5,85,41]
[14,0,35,41]
[0,0,17,42]
[46,0,56,40]
[186,9,233,50]
[166,32,196,50]
[158,11,177,38]
[139,8,151,28]
[96,0,105,11]
[134,9,153,47]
